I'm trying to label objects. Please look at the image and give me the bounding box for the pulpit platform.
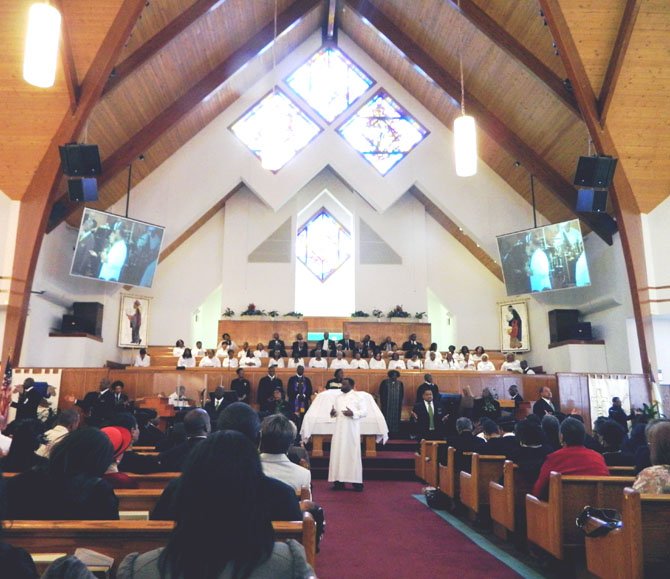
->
[307,438,417,482]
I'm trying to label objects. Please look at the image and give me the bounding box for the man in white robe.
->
[99,229,128,281]
[330,351,350,370]
[328,378,367,491]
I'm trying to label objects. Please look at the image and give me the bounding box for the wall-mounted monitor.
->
[496,218,591,297]
[70,208,165,288]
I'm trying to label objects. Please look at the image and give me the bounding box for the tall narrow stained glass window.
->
[338,90,429,175]
[296,209,351,282]
[230,89,321,171]
[286,47,374,123]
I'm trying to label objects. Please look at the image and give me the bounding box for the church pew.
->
[609,466,635,476]
[125,472,181,489]
[3,512,317,571]
[525,473,635,560]
[115,489,162,512]
[489,460,517,538]
[415,440,446,486]
[437,447,475,504]
[459,453,506,519]
[585,488,670,579]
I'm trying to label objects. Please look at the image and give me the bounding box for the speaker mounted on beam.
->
[59,143,102,177]
[573,155,617,189]
[67,177,98,202]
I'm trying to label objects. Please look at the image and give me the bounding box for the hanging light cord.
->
[272,0,278,91]
[458,0,466,116]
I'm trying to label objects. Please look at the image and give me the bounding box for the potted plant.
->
[351,310,370,317]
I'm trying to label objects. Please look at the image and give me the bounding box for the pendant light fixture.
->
[453,1,477,177]
[23,2,62,88]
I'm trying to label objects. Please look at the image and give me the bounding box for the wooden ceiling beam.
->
[2,0,148,365]
[539,0,654,385]
[443,0,580,117]
[50,0,322,229]
[54,0,80,111]
[324,0,338,42]
[345,0,612,244]
[103,0,227,95]
[598,0,641,127]
[410,186,503,282]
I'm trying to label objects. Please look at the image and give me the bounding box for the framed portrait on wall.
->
[499,299,530,352]
[118,295,150,348]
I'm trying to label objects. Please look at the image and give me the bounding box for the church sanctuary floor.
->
[308,439,417,481]
[312,479,550,579]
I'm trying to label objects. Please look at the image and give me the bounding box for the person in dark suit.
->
[257,366,284,405]
[268,333,287,357]
[595,419,635,466]
[415,374,440,403]
[287,366,312,425]
[360,335,377,357]
[71,215,98,276]
[411,389,447,442]
[401,333,423,356]
[291,333,308,358]
[158,409,210,472]
[204,386,227,424]
[532,386,556,416]
[111,380,130,413]
[507,419,553,487]
[136,412,167,449]
[480,419,517,456]
[313,332,336,356]
[508,384,524,406]
[230,367,251,403]
[451,417,486,473]
[608,397,633,431]
[338,333,357,353]
[10,379,45,423]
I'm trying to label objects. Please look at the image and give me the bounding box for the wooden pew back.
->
[525,473,635,559]
[417,440,446,487]
[459,453,506,515]
[438,447,457,499]
[586,488,670,579]
[489,461,516,533]
[2,513,317,572]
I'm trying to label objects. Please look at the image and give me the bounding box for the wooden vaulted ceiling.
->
[1,0,669,227]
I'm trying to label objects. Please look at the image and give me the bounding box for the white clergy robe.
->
[328,390,367,484]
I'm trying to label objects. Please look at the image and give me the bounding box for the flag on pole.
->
[0,357,13,430]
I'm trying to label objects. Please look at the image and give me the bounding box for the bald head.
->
[183,408,211,437]
[217,402,261,443]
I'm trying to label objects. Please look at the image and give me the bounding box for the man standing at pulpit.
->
[329,378,367,491]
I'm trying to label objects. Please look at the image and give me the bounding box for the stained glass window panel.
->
[296,209,351,282]
[286,47,374,123]
[338,90,428,175]
[230,90,321,171]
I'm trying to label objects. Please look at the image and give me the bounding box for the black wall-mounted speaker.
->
[73,302,104,336]
[576,188,608,213]
[61,315,88,333]
[67,178,99,202]
[548,309,580,343]
[573,156,617,189]
[59,143,102,177]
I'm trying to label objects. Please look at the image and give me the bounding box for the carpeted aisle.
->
[311,480,532,579]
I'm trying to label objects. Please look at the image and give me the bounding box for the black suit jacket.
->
[360,340,377,356]
[204,398,227,423]
[158,437,206,472]
[484,436,517,457]
[401,340,424,353]
[415,382,440,404]
[315,339,336,355]
[291,341,308,358]
[257,376,284,404]
[112,393,129,411]
[268,339,287,357]
[231,378,250,402]
[10,388,43,422]
[338,339,357,352]
[412,400,446,439]
[533,398,556,417]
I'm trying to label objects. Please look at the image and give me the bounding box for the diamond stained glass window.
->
[286,47,374,123]
[338,90,429,175]
[296,209,351,282]
[230,89,321,171]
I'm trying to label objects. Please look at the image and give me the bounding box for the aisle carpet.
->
[311,480,539,579]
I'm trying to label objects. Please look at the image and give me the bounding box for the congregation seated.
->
[191,340,205,357]
[152,403,302,522]
[0,419,47,473]
[401,333,423,356]
[476,353,495,372]
[260,414,311,497]
[329,351,349,370]
[240,349,262,368]
[442,352,457,369]
[500,352,521,373]
[288,355,305,368]
[480,419,516,456]
[217,332,237,351]
[457,351,475,371]
[199,348,222,367]
[369,352,386,369]
[406,353,422,370]
[338,332,357,353]
[541,414,561,451]
[349,351,368,369]
[222,349,239,368]
[307,350,327,369]
[113,413,160,474]
[633,420,670,494]
[136,412,167,449]
[254,342,269,358]
[532,417,609,499]
[292,334,309,358]
[6,428,119,520]
[268,333,288,357]
[121,429,314,579]
[158,409,210,472]
[451,417,486,472]
[424,351,441,370]
[268,351,285,369]
[387,353,405,371]
[133,347,151,367]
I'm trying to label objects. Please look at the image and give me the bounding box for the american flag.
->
[0,357,12,430]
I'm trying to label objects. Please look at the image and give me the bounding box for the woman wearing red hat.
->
[101,426,139,489]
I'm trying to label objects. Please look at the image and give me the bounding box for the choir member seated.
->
[292,334,309,358]
[308,350,327,369]
[349,351,369,369]
[176,348,196,368]
[172,339,185,357]
[329,351,349,370]
[199,348,222,367]
[476,353,495,372]
[500,352,522,373]
[369,352,386,369]
[268,333,287,357]
[401,333,423,356]
[133,347,151,367]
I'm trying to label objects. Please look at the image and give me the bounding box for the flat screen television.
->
[496,218,591,296]
[70,208,165,288]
